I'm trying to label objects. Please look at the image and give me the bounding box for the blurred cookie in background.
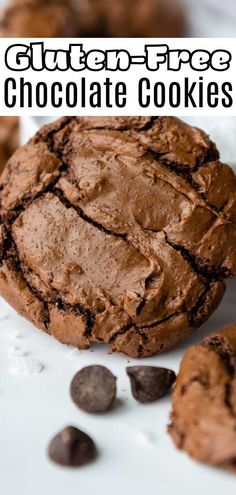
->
[12,0,67,4]
[0,117,19,175]
[0,0,186,37]
[72,0,186,37]
[0,0,78,37]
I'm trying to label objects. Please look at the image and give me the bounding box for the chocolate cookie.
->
[0,1,78,37]
[2,0,185,37]
[0,116,235,357]
[72,0,185,37]
[0,117,19,175]
[169,325,236,471]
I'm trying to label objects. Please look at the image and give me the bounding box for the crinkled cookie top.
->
[0,116,235,357]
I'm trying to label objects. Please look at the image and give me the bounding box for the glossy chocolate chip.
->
[48,426,96,467]
[126,366,176,403]
[70,365,116,413]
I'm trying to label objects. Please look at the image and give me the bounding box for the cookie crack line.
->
[39,113,219,207]
[0,116,235,358]
[39,116,235,229]
[2,194,132,343]
[53,173,209,278]
[51,299,96,338]
[0,121,228,296]
[109,312,180,344]
[54,187,127,240]
[149,149,235,223]
[1,187,146,339]
[55,181,223,284]
[3,227,155,350]
[2,167,218,319]
[2,229,148,348]
[111,328,148,358]
[109,314,175,357]
[3,231,97,338]
[44,119,235,277]
[5,198,215,348]
[51,189,222,327]
[5,114,230,267]
[0,164,68,223]
[164,234,226,279]
[48,116,158,134]
[188,281,215,326]
[4,237,50,329]
[34,116,76,151]
[150,116,219,174]
[109,284,219,352]
[43,190,146,332]
[5,187,214,347]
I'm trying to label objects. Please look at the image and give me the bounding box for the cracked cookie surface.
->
[169,325,236,471]
[0,116,235,357]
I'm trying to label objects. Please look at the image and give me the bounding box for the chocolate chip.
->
[70,365,116,413]
[126,366,176,403]
[48,426,96,467]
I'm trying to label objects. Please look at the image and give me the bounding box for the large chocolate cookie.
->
[0,117,19,175]
[1,0,185,37]
[169,325,236,471]
[0,1,78,37]
[0,116,235,357]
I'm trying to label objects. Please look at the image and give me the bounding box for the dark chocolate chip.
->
[126,366,176,403]
[48,426,96,467]
[70,365,116,413]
